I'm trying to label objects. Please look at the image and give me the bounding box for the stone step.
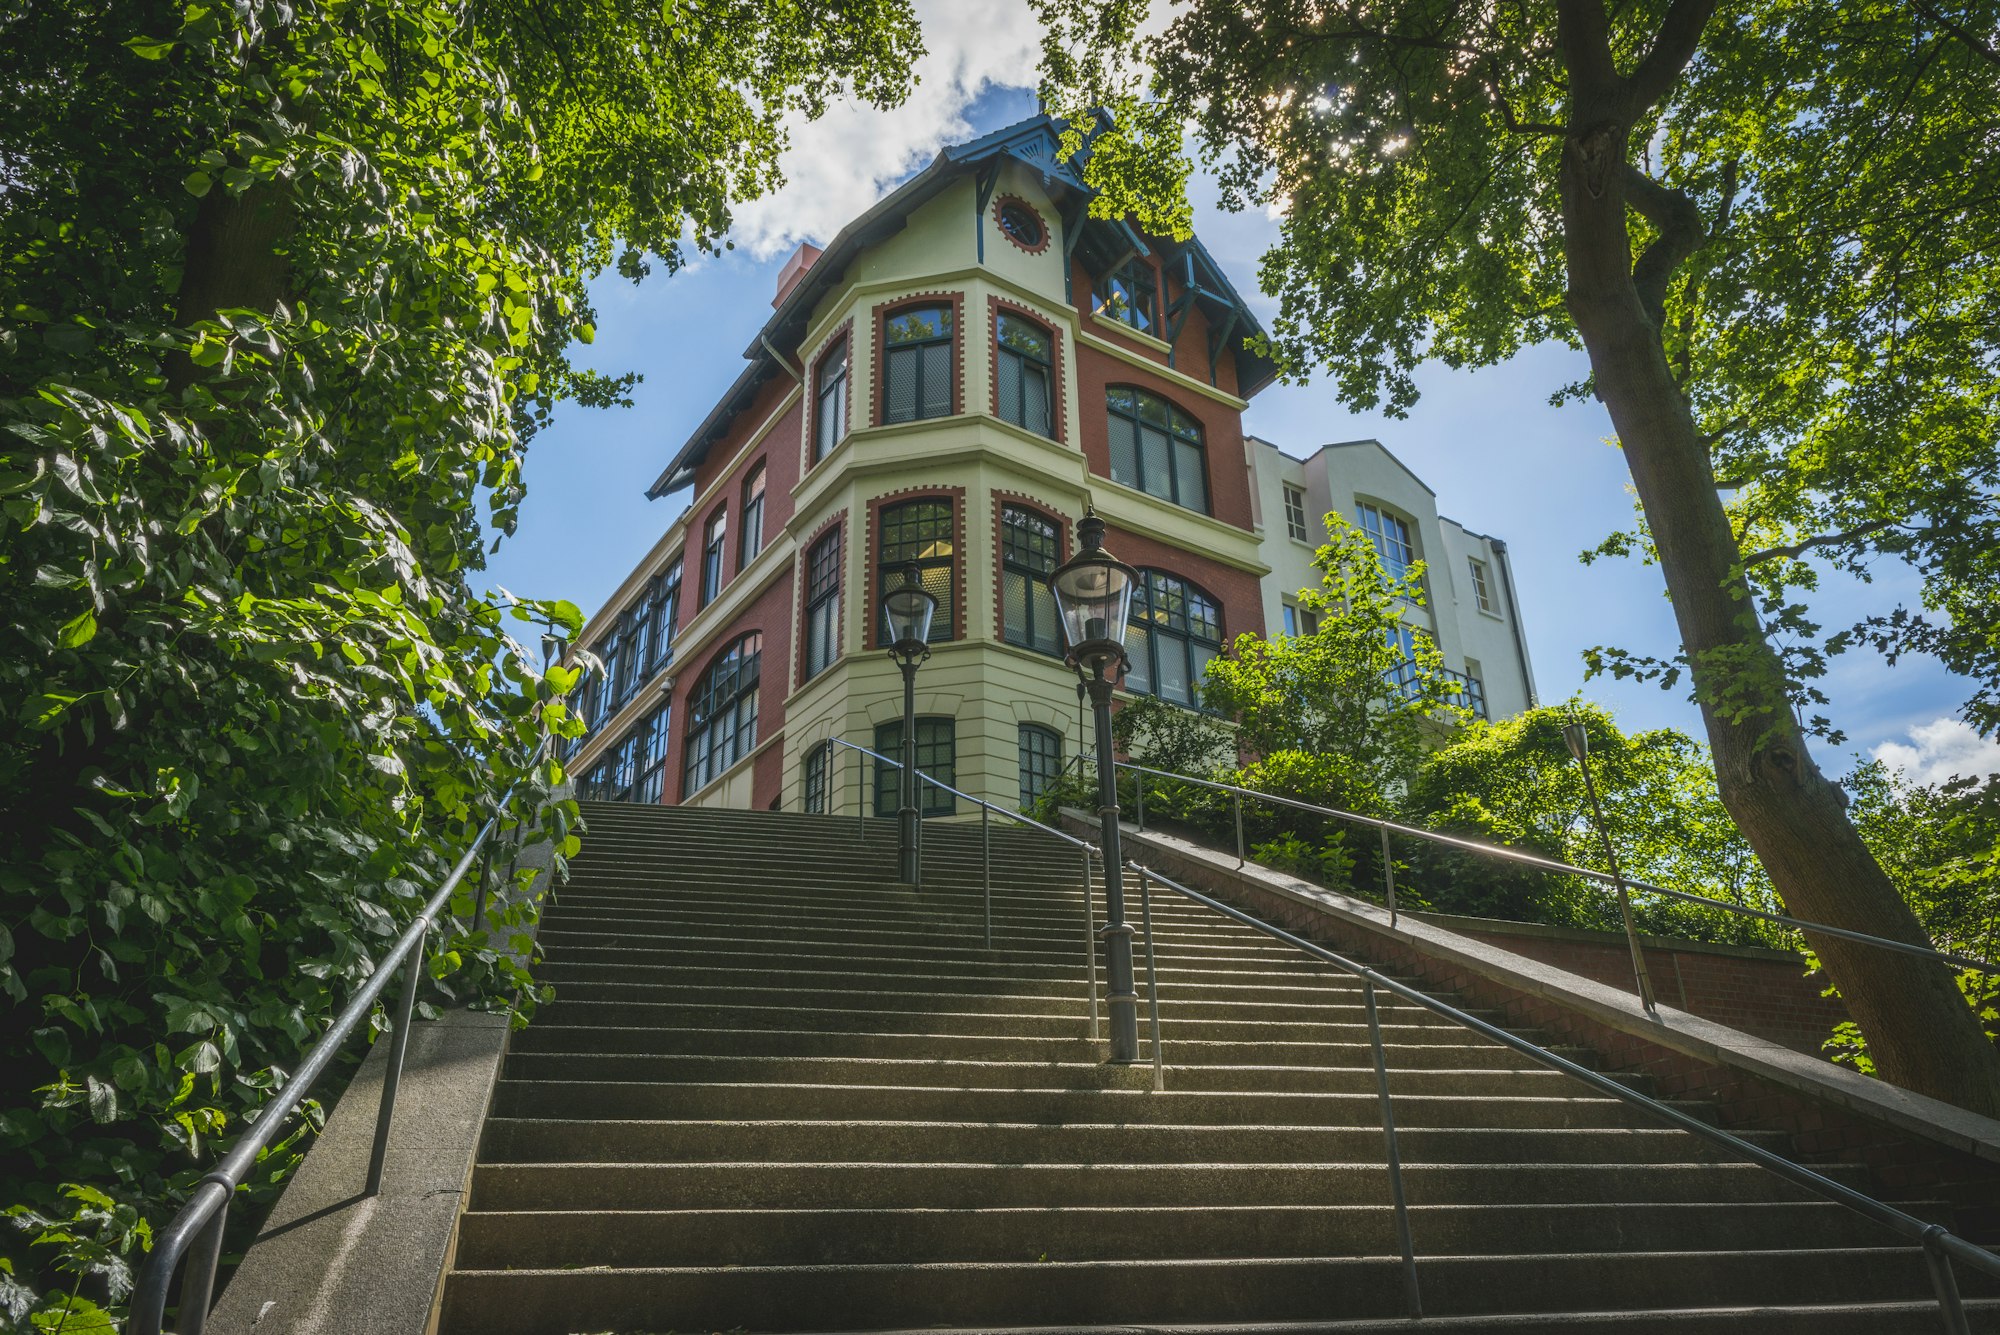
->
[476,1117,1784,1166]
[450,1200,1910,1269]
[486,1079,1673,1131]
[467,1158,1869,1213]
[436,1247,1943,1334]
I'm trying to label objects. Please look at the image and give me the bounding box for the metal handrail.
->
[1118,760,1995,976]
[1127,857,1998,1332]
[131,729,563,1335]
[816,737,1104,1041]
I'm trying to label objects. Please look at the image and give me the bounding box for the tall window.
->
[598,615,632,712]
[586,703,669,804]
[1467,557,1494,613]
[570,672,603,758]
[1018,723,1063,809]
[1097,258,1157,335]
[739,463,767,566]
[874,717,956,817]
[683,634,761,795]
[643,559,682,677]
[700,508,727,606]
[882,304,954,424]
[1385,622,1421,698]
[876,499,955,645]
[1107,387,1208,514]
[632,704,671,805]
[1000,505,1062,656]
[814,337,848,463]
[1124,570,1223,708]
[1358,503,1416,582]
[1283,485,1310,542]
[1461,660,1488,720]
[995,313,1053,437]
[803,741,830,814]
[802,527,841,681]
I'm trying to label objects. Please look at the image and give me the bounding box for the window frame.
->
[1017,723,1063,810]
[880,302,956,425]
[994,311,1055,438]
[1122,569,1224,709]
[999,503,1064,657]
[643,557,682,678]
[1096,257,1159,335]
[739,462,767,567]
[802,526,842,682]
[813,335,849,464]
[1283,485,1311,542]
[875,497,956,647]
[1105,385,1210,515]
[874,716,957,817]
[700,507,728,607]
[1357,502,1417,583]
[1467,556,1495,613]
[682,633,762,797]
[803,740,831,815]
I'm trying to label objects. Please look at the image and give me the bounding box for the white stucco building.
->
[1248,436,1538,721]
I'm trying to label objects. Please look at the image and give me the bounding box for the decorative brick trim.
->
[989,491,1072,649]
[804,317,853,474]
[870,290,965,428]
[793,509,847,690]
[987,294,1069,446]
[864,485,968,649]
[992,194,1052,256]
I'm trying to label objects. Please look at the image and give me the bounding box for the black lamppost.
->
[1047,508,1142,1063]
[881,561,936,886]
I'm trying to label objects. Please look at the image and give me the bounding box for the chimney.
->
[772,242,823,309]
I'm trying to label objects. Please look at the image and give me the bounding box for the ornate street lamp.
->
[1562,716,1659,1015]
[880,561,936,886]
[1047,508,1142,1063]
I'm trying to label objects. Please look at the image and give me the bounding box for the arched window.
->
[1017,723,1063,809]
[1106,387,1208,514]
[802,740,831,814]
[995,313,1053,437]
[1124,570,1222,708]
[813,337,848,463]
[1357,502,1417,582]
[999,504,1062,656]
[683,634,761,796]
[882,303,954,423]
[876,499,955,645]
[739,462,767,566]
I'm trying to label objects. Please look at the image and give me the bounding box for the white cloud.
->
[727,1,1044,259]
[1870,717,2000,787]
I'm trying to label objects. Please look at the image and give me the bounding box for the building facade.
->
[1249,436,1538,722]
[564,115,1534,816]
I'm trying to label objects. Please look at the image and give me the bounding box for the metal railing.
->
[816,737,1104,1041]
[1118,761,1996,1014]
[1123,857,1998,1333]
[131,737,559,1335]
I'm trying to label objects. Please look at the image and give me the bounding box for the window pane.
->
[1023,363,1050,437]
[1003,570,1029,645]
[1140,427,1172,500]
[1030,582,1060,654]
[1174,439,1207,512]
[1124,623,1152,695]
[1108,415,1139,488]
[1018,724,1062,809]
[885,346,917,423]
[887,306,951,345]
[997,350,1022,427]
[1158,639,1191,704]
[919,344,952,418]
[998,314,1050,361]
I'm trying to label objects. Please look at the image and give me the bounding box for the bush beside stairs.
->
[434,800,1998,1333]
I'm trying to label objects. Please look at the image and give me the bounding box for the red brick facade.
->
[1072,342,1255,534]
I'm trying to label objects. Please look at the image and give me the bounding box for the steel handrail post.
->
[1365,979,1422,1319]
[1134,764,1146,831]
[175,1193,229,1335]
[1923,1226,1972,1335]
[1233,790,1245,867]
[365,919,429,1196]
[982,803,992,950]
[1573,747,1659,1016]
[1114,761,1996,975]
[1378,826,1398,927]
[1081,844,1101,1042]
[471,842,495,935]
[1124,859,2000,1308]
[1137,866,1164,1092]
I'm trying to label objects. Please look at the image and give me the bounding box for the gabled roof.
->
[647,115,1278,498]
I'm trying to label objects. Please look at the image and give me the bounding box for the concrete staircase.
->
[436,801,1991,1333]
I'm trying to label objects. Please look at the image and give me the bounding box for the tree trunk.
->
[167,182,295,389]
[1555,87,2000,1114]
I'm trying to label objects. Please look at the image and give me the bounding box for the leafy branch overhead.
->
[0,0,921,1324]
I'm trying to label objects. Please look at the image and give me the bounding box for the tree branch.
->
[1740,519,1909,567]
[1623,165,1707,326]
[1910,0,2000,69]
[1625,0,1719,113]
[1552,0,1622,107]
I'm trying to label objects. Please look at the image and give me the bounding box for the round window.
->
[998,201,1045,250]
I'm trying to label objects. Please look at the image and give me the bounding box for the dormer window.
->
[1097,258,1157,336]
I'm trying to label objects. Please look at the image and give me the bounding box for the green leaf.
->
[57,608,97,649]
[183,169,212,197]
[123,35,177,59]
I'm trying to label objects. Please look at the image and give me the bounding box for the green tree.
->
[0,0,920,1322]
[1033,0,2000,1113]
[1203,513,1466,814]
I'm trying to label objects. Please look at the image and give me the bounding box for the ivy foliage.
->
[0,0,920,1326]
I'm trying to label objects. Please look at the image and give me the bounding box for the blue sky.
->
[480,7,1997,788]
